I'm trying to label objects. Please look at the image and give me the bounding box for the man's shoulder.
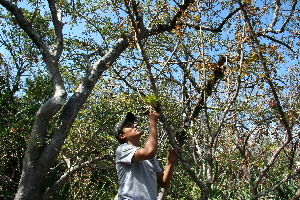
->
[116,143,140,165]
[117,143,140,154]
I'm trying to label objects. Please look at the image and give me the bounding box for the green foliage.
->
[0,67,52,199]
[1,0,299,199]
[144,93,159,107]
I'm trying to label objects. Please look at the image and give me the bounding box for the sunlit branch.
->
[114,65,206,193]
[181,5,242,32]
[238,1,294,197]
[154,40,181,80]
[43,155,113,199]
[112,68,143,96]
[0,34,26,96]
[264,0,298,34]
[69,10,110,49]
[0,2,68,188]
[124,2,209,191]
[0,0,65,94]
[148,0,195,35]
[47,0,64,62]
[280,0,298,32]
[257,0,298,53]
[0,0,48,56]
[124,0,158,97]
[250,143,299,200]
[177,59,201,94]
[0,0,65,95]
[211,71,242,146]
[268,0,281,31]
[237,0,292,140]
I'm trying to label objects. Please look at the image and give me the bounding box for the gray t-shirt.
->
[116,143,162,200]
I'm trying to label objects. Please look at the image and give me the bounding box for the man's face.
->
[121,121,142,140]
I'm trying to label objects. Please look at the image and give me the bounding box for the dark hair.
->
[116,130,126,144]
[114,112,135,144]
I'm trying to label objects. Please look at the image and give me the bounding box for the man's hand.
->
[148,108,160,123]
[167,148,178,164]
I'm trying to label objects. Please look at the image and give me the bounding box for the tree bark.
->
[292,189,300,200]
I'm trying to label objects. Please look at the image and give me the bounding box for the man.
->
[114,109,177,200]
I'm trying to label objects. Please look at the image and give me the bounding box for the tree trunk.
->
[199,183,211,200]
[14,166,45,199]
[292,189,300,200]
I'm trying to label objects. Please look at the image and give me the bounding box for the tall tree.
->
[0,0,196,199]
[0,0,299,199]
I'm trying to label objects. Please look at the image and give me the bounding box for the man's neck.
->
[127,140,141,147]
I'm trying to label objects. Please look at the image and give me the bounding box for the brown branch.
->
[147,0,195,36]
[43,155,113,200]
[251,168,300,200]
[182,5,242,32]
[237,1,292,140]
[190,55,227,121]
[260,34,295,53]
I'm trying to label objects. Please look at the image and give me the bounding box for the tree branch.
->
[43,155,113,200]
[0,0,50,60]
[190,55,227,121]
[181,5,242,32]
[251,168,300,200]
[263,0,298,34]
[260,34,295,52]
[147,0,195,35]
[47,0,64,62]
[237,0,292,140]
[124,0,158,96]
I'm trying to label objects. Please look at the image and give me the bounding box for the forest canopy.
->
[0,0,299,199]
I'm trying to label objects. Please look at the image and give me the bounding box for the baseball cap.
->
[114,112,135,141]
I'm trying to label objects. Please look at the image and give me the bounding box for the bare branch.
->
[0,0,50,59]
[264,0,298,34]
[182,5,242,32]
[251,168,300,200]
[237,0,292,140]
[124,0,158,96]
[43,155,113,200]
[211,71,242,145]
[260,34,295,52]
[47,0,64,61]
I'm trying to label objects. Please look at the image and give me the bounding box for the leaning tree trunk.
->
[14,36,130,199]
